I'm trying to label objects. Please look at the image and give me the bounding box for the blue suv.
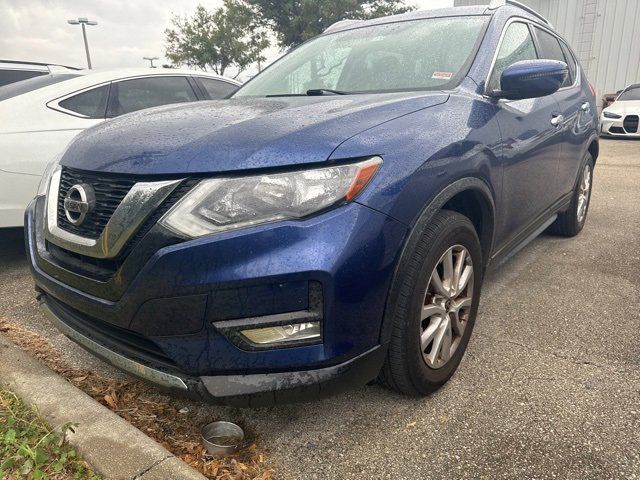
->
[27,1,598,406]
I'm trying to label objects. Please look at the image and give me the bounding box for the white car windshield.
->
[235,16,488,97]
[618,87,640,101]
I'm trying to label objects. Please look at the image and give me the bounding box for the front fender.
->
[330,91,503,229]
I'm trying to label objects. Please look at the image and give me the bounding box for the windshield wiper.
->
[264,89,351,97]
[306,88,350,96]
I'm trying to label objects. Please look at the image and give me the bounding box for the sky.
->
[0,0,454,80]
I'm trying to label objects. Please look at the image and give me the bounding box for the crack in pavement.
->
[486,335,636,374]
[131,454,173,480]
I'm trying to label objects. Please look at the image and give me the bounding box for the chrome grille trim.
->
[44,169,184,259]
[57,169,136,238]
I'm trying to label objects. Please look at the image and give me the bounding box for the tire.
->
[380,210,483,396]
[549,154,594,237]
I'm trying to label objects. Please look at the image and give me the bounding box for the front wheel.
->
[380,210,483,396]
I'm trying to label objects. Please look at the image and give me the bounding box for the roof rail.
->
[488,0,551,26]
[323,19,363,34]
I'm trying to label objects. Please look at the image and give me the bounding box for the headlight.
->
[603,111,622,119]
[159,157,382,238]
[37,155,62,197]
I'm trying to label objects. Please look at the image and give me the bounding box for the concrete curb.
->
[0,334,206,480]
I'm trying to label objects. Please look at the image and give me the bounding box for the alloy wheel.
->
[577,164,591,223]
[420,245,474,369]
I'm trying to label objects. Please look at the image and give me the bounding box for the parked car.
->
[0,69,240,227]
[0,60,79,87]
[600,83,640,137]
[27,0,598,406]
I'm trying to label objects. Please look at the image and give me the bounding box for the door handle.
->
[581,102,590,113]
[551,114,564,127]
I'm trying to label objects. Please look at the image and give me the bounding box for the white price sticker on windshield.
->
[432,71,453,80]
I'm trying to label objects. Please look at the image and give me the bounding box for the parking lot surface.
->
[1,139,638,479]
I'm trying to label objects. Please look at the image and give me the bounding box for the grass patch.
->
[0,389,100,480]
[0,319,274,479]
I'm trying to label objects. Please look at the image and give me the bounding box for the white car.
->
[600,83,640,138]
[0,60,80,87]
[0,68,240,227]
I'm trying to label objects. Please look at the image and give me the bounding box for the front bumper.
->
[27,194,407,404]
[600,115,640,137]
[41,298,387,406]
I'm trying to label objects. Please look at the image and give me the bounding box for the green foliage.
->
[246,0,416,49]
[0,389,100,480]
[165,0,270,77]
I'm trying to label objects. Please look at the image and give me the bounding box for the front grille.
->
[57,168,136,238]
[47,177,199,280]
[624,115,639,134]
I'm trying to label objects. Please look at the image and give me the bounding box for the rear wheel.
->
[380,210,483,395]
[549,154,594,237]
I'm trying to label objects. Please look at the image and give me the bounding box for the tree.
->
[165,1,269,78]
[246,0,415,49]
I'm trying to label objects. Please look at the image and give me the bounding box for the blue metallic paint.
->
[27,4,598,401]
[28,199,407,374]
[499,59,568,100]
[59,94,448,175]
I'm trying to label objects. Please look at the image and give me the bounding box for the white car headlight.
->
[159,157,382,238]
[602,111,622,119]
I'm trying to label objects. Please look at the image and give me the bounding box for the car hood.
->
[60,93,448,175]
[604,100,640,115]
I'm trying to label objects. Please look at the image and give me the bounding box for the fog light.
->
[240,322,321,345]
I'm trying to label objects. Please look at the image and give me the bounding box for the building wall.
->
[453,0,640,102]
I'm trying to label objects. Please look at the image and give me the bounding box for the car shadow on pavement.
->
[0,228,27,265]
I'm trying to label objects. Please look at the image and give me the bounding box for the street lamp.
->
[143,56,159,68]
[67,17,98,69]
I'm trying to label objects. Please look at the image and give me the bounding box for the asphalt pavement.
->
[1,139,638,479]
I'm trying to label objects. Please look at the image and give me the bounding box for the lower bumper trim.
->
[199,345,386,406]
[42,297,387,406]
[42,302,189,391]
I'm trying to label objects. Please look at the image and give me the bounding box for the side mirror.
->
[494,59,568,100]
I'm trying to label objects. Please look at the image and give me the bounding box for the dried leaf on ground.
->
[0,318,275,480]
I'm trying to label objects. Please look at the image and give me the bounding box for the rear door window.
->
[108,76,198,117]
[489,22,538,92]
[534,27,572,87]
[58,84,110,118]
[196,77,238,99]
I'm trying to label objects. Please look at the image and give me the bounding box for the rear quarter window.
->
[58,84,110,118]
[197,77,238,99]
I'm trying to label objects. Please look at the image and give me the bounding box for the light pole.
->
[143,57,159,68]
[67,17,98,69]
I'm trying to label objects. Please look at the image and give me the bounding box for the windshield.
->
[0,74,80,102]
[235,16,487,97]
[618,87,640,101]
